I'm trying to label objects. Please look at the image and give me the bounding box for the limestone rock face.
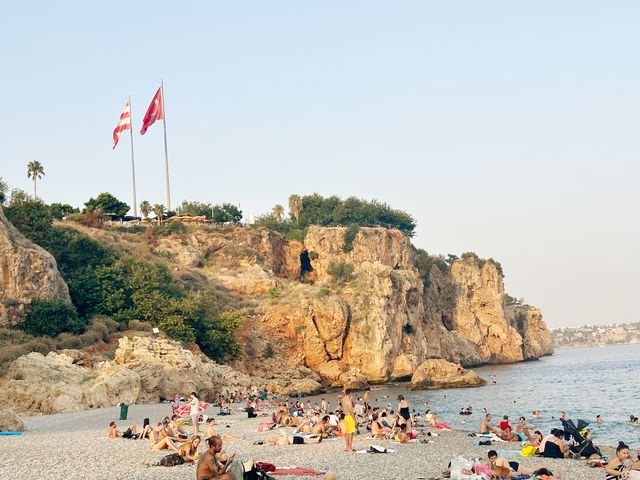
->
[0,408,25,432]
[446,258,524,363]
[114,336,253,403]
[0,206,70,325]
[0,352,141,414]
[409,359,486,390]
[506,304,554,360]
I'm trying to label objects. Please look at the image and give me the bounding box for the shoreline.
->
[0,402,619,480]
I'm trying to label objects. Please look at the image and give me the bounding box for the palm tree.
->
[27,161,45,199]
[288,194,303,225]
[272,204,285,222]
[140,200,151,219]
[152,204,165,224]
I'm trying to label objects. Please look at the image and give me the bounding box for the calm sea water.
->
[305,345,640,448]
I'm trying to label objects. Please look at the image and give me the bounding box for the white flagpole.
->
[160,80,172,211]
[128,96,138,218]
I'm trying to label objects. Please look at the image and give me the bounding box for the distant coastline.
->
[553,322,640,349]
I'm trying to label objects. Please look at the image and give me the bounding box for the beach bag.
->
[450,456,473,479]
[521,444,538,456]
[159,453,185,467]
[368,444,388,453]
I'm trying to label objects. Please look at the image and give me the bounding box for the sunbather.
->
[178,435,201,462]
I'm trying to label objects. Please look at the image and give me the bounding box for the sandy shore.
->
[0,402,610,480]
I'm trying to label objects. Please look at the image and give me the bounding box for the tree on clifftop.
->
[288,194,303,225]
[84,192,129,218]
[27,160,45,200]
[140,200,151,219]
[152,204,165,224]
[272,204,284,222]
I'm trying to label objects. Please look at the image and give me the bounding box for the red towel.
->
[270,468,325,476]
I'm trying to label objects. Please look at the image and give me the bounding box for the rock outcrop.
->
[506,304,554,360]
[0,408,25,432]
[0,206,70,325]
[409,359,486,390]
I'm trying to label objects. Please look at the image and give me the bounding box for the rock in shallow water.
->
[409,358,486,390]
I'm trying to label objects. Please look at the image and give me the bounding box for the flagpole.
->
[128,96,138,218]
[160,80,172,211]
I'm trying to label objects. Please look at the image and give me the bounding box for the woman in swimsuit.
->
[140,418,152,440]
[397,394,412,427]
[605,442,631,479]
[178,435,201,462]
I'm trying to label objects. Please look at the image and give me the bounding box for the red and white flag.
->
[112,100,132,149]
[140,86,164,135]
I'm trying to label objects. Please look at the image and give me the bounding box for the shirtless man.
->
[312,415,331,438]
[196,436,235,480]
[340,389,356,452]
[479,413,497,434]
[363,390,371,415]
[487,450,539,477]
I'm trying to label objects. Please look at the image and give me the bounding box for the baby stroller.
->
[560,418,601,458]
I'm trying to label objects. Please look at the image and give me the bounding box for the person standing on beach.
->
[190,392,200,435]
[340,389,356,452]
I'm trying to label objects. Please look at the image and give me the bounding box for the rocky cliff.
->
[0,217,553,404]
[0,335,323,415]
[0,206,70,325]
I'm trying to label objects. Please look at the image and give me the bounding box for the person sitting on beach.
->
[370,412,392,439]
[170,414,189,436]
[196,436,234,480]
[311,415,331,438]
[499,415,512,431]
[148,423,179,452]
[178,435,201,463]
[161,418,189,443]
[107,421,138,439]
[604,441,640,479]
[479,413,497,434]
[140,418,153,440]
[515,416,535,441]
[541,429,569,458]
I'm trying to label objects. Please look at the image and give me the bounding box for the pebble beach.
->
[0,402,614,480]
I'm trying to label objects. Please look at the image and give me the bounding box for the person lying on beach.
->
[107,421,138,439]
[486,450,547,478]
[498,427,522,442]
[203,418,242,443]
[196,436,234,480]
[178,435,201,463]
[267,427,322,445]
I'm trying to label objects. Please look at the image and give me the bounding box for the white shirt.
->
[190,396,199,416]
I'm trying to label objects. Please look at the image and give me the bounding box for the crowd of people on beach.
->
[104,385,640,480]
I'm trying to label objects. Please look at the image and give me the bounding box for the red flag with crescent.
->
[140,87,164,135]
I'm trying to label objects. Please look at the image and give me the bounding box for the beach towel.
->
[435,422,451,430]
[172,400,209,417]
[270,468,325,476]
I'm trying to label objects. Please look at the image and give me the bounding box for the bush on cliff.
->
[20,299,85,337]
[327,261,355,283]
[414,249,449,289]
[254,193,416,238]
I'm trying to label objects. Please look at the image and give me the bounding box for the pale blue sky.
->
[1,2,638,327]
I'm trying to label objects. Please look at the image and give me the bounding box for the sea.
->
[304,344,640,449]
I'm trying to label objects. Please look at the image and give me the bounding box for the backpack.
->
[159,453,185,467]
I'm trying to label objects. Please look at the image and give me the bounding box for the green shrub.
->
[342,224,360,253]
[308,251,319,260]
[20,299,85,337]
[263,342,275,358]
[268,287,282,298]
[127,319,152,331]
[317,287,332,298]
[327,262,355,283]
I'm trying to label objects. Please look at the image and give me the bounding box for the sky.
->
[1,1,638,328]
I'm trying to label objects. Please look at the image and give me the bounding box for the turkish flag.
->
[140,87,164,135]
